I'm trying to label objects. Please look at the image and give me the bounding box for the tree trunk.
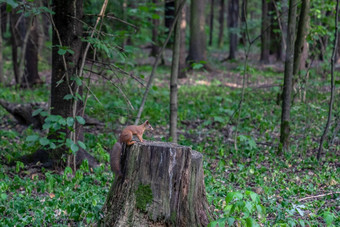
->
[228,0,239,60]
[208,0,215,46]
[240,0,247,46]
[165,0,175,38]
[261,0,270,63]
[0,7,3,84]
[279,0,297,153]
[50,0,84,163]
[151,0,160,56]
[102,141,210,226]
[217,0,225,48]
[293,0,310,76]
[10,12,19,84]
[187,0,207,64]
[280,0,289,61]
[178,4,187,78]
[23,16,42,87]
[170,0,181,143]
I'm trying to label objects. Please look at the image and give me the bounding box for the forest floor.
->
[0,51,339,226]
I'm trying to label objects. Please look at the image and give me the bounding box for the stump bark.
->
[102,141,210,226]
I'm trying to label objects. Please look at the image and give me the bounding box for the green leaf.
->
[71,143,79,153]
[76,116,85,125]
[245,217,258,227]
[49,142,56,149]
[67,49,74,55]
[323,211,334,225]
[213,116,225,123]
[78,141,86,150]
[26,135,39,142]
[0,193,7,200]
[5,0,18,9]
[32,108,43,117]
[39,137,50,146]
[64,94,73,100]
[58,49,67,55]
[67,117,74,127]
[226,218,235,226]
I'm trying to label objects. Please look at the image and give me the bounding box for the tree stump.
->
[102,141,210,226]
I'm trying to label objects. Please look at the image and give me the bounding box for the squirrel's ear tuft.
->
[144,120,149,124]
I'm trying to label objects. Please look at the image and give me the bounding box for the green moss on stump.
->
[135,184,153,213]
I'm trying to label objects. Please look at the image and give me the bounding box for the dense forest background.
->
[0,0,339,226]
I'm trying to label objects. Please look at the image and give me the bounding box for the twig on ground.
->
[298,192,340,202]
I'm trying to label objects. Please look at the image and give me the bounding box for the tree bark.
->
[261,0,270,63]
[280,0,289,61]
[217,0,225,48]
[228,0,239,59]
[187,0,207,64]
[170,0,181,143]
[0,7,3,84]
[151,0,160,56]
[209,0,215,46]
[102,141,210,226]
[10,12,19,84]
[23,16,42,87]
[165,0,175,38]
[178,4,187,78]
[293,0,310,76]
[240,0,247,46]
[50,0,84,163]
[279,0,297,153]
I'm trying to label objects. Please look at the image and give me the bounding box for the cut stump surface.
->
[102,141,210,226]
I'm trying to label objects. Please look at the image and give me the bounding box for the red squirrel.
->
[110,120,153,177]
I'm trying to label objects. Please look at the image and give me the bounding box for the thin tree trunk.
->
[10,12,19,84]
[178,3,187,78]
[240,0,247,45]
[218,0,225,48]
[293,0,310,76]
[280,0,288,61]
[23,16,42,87]
[317,0,339,160]
[165,0,175,37]
[279,0,297,153]
[0,8,3,84]
[151,0,160,56]
[261,0,270,63]
[187,0,207,64]
[228,0,239,59]
[170,0,181,143]
[209,0,214,46]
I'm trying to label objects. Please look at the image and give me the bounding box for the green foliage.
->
[0,166,110,225]
[209,190,265,227]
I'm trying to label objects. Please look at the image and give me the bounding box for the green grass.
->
[0,65,339,226]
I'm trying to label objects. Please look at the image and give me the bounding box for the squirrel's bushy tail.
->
[109,142,123,177]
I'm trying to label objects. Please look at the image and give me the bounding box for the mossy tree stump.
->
[102,141,210,226]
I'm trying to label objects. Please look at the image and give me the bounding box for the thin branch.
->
[101,73,135,110]
[317,0,339,160]
[298,192,340,202]
[84,13,138,31]
[135,0,187,125]
[106,14,138,31]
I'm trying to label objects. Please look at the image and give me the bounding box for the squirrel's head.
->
[143,120,154,131]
